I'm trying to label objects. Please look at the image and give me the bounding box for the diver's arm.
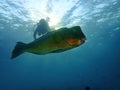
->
[33,23,38,31]
[33,23,39,40]
[33,29,38,40]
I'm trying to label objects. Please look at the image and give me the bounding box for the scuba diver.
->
[33,17,51,40]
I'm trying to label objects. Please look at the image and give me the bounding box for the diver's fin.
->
[11,42,26,59]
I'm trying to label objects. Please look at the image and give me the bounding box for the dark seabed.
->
[0,0,120,90]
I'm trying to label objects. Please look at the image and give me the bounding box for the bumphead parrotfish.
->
[11,26,86,59]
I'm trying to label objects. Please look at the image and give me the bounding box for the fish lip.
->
[80,37,86,43]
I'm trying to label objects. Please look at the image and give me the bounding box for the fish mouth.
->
[80,37,86,43]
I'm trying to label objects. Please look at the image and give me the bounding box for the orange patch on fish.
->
[67,39,81,46]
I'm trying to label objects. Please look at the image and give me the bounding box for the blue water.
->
[0,0,120,90]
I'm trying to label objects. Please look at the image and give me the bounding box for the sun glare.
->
[29,11,60,29]
[48,14,59,26]
[28,1,61,30]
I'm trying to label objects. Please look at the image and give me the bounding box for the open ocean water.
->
[0,0,120,90]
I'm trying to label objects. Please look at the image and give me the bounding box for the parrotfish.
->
[11,26,86,59]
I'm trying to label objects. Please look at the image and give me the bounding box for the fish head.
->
[65,26,86,46]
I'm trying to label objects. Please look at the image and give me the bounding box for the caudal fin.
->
[11,42,26,59]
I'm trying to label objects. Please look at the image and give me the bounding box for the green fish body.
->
[11,26,86,59]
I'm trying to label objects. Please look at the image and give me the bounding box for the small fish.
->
[11,26,86,59]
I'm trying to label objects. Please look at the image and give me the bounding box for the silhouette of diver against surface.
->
[33,17,50,40]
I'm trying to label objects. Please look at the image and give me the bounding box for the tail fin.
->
[11,42,26,59]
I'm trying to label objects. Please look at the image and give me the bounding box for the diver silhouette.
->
[33,17,50,40]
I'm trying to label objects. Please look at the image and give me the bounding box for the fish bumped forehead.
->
[69,26,83,33]
[67,26,86,38]
[56,26,86,39]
